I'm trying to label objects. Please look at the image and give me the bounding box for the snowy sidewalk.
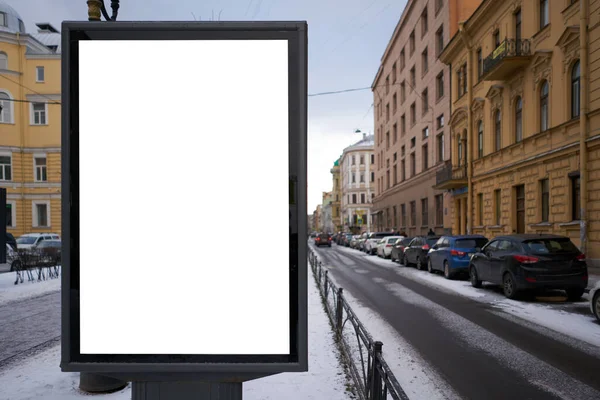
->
[0,266,354,400]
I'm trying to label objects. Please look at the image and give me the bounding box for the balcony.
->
[433,161,467,190]
[482,39,532,81]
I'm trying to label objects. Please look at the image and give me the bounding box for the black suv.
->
[314,233,332,247]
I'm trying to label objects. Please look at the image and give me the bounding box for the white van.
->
[16,233,60,250]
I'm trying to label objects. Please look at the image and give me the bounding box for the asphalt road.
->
[313,243,600,400]
[0,291,60,369]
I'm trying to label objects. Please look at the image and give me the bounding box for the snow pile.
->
[0,270,60,307]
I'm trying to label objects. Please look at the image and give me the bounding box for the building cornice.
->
[0,146,61,153]
[25,54,61,60]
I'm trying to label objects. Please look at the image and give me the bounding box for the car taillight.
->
[450,249,466,257]
[513,255,539,264]
[576,253,586,261]
[422,244,430,250]
[328,237,332,241]
[316,238,320,241]
[386,244,392,247]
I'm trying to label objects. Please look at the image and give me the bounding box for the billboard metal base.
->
[131,381,242,399]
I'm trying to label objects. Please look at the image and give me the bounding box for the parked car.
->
[391,237,414,262]
[427,235,489,279]
[343,233,353,247]
[0,243,21,273]
[377,236,403,258]
[6,233,16,251]
[590,280,600,322]
[402,236,441,270]
[469,234,588,300]
[16,233,60,250]
[314,233,332,247]
[364,232,393,255]
[350,235,362,249]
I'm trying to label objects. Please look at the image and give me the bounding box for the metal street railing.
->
[308,249,410,400]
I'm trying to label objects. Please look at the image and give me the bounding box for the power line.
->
[0,74,61,105]
[0,98,60,105]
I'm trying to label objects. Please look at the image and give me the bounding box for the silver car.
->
[590,281,600,322]
[0,244,21,273]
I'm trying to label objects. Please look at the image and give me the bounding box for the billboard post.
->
[61,21,308,400]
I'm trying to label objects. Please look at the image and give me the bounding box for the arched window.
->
[0,92,12,124]
[494,110,502,151]
[571,60,580,118]
[515,96,523,142]
[540,80,549,131]
[457,134,463,165]
[0,52,7,70]
[477,121,484,158]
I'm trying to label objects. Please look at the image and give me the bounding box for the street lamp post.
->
[78,1,127,395]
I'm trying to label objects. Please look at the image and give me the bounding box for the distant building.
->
[330,157,342,232]
[340,133,375,234]
[0,1,63,236]
[321,191,333,232]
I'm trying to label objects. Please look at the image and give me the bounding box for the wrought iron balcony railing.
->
[482,38,531,77]
[435,160,467,186]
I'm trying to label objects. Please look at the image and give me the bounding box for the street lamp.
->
[87,0,120,21]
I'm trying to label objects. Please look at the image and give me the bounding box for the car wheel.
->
[593,292,600,322]
[402,254,408,266]
[416,257,422,270]
[443,261,453,280]
[428,259,434,273]
[469,266,482,288]
[565,287,585,301]
[502,272,519,299]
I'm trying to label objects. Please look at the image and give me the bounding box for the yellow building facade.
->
[0,4,61,237]
[330,157,342,232]
[439,0,600,265]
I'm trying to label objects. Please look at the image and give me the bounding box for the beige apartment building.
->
[340,133,375,234]
[371,0,481,236]
[439,0,600,265]
[330,157,342,232]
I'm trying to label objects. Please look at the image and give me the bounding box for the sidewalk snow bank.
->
[0,266,353,400]
[0,270,60,307]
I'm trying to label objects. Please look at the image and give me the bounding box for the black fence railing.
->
[482,38,531,76]
[435,160,467,186]
[308,249,410,400]
[13,248,61,285]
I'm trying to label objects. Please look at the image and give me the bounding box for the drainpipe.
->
[579,0,589,256]
[458,23,473,235]
[16,33,25,236]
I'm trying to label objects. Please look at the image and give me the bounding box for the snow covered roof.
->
[343,133,375,153]
[32,23,61,53]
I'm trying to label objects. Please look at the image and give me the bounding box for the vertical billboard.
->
[61,22,307,376]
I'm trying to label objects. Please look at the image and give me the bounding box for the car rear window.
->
[388,238,399,244]
[371,233,390,239]
[522,238,579,254]
[426,237,440,246]
[455,238,488,249]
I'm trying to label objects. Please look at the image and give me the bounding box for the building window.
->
[435,0,443,14]
[571,175,580,220]
[0,51,6,70]
[371,172,375,182]
[393,165,397,185]
[423,126,429,139]
[352,155,356,165]
[371,154,375,164]
[477,193,484,225]
[461,64,467,96]
[400,48,405,70]
[436,26,444,57]
[540,80,549,131]
[409,30,415,55]
[31,103,47,125]
[457,64,467,97]
[401,204,407,227]
[494,189,501,225]
[393,123,398,143]
[421,198,429,227]
[33,201,50,228]
[436,115,445,131]
[0,155,11,181]
[6,202,15,228]
[0,12,6,27]
[422,144,428,170]
[386,170,390,189]
[411,137,416,148]
[493,30,500,48]
[352,194,357,204]
[392,62,397,83]
[515,96,523,142]
[401,81,406,103]
[572,60,580,118]
[410,153,416,177]
[393,206,397,227]
[360,173,365,183]
[515,8,522,42]
[422,88,429,115]
[410,201,416,226]
[352,173,356,183]
[393,93,397,114]
[393,152,397,162]
[458,135,463,165]
[0,92,13,123]
[36,66,45,82]
[494,110,502,151]
[410,66,416,87]
[437,133,444,162]
[421,7,428,37]
[540,0,549,30]
[401,159,406,181]
[401,145,405,156]
[541,178,549,222]
[422,47,429,75]
[34,156,47,182]
[386,103,390,122]
[435,194,443,225]
[386,76,390,94]
[361,193,366,203]
[410,102,416,126]
[477,48,483,80]
[386,131,390,149]
[477,120,484,158]
[436,72,444,100]
[360,155,364,164]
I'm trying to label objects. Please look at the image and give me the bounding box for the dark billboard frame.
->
[60,21,308,378]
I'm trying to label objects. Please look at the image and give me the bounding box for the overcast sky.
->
[14,0,407,212]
